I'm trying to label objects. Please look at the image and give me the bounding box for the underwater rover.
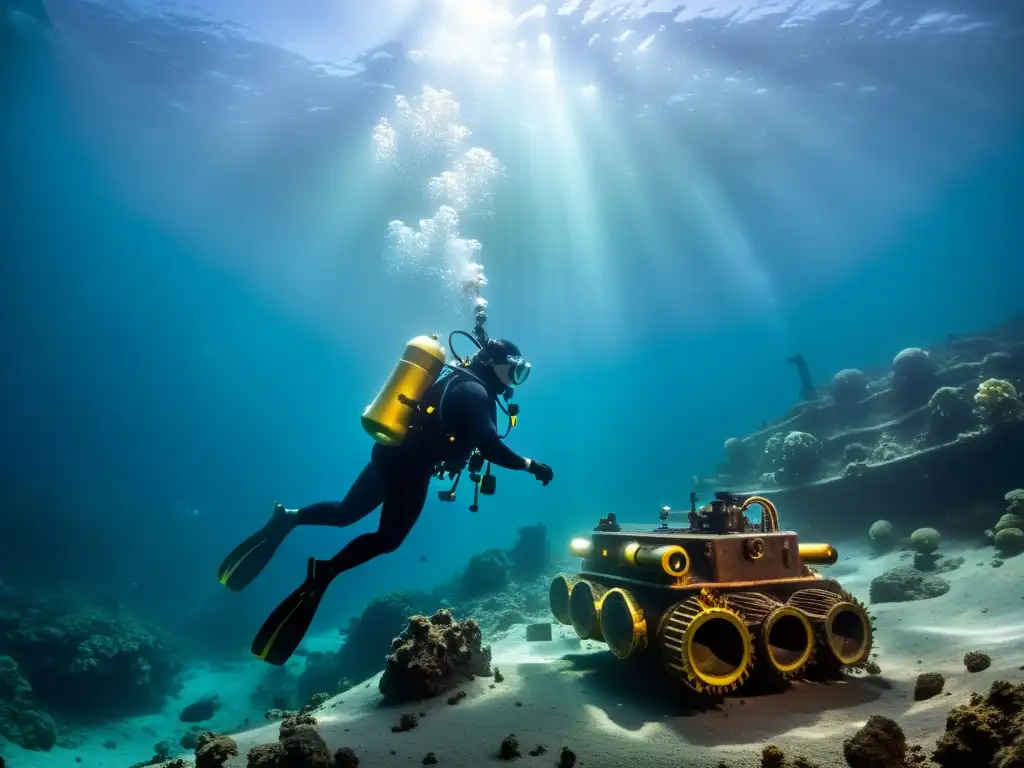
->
[549,492,873,695]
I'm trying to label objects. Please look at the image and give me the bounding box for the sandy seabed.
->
[194,542,1024,768]
[8,541,1024,768]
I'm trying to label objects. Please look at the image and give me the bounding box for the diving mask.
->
[493,355,531,387]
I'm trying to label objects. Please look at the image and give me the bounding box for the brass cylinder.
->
[600,588,647,659]
[799,543,839,566]
[568,579,607,641]
[632,545,690,578]
[361,335,447,446]
[549,574,578,626]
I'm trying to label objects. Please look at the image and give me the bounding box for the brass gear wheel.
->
[658,589,755,695]
[788,587,874,673]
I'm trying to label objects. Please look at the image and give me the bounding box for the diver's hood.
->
[482,339,531,388]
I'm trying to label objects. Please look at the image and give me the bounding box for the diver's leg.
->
[218,460,387,592]
[294,459,389,528]
[324,468,432,575]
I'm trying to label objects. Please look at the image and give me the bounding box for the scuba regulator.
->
[434,298,520,513]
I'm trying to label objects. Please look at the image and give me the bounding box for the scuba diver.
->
[216,327,553,666]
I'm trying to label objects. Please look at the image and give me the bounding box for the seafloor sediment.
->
[76,527,1023,768]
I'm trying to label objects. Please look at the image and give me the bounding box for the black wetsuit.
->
[294,368,526,575]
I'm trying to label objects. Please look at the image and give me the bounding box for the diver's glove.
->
[524,458,553,486]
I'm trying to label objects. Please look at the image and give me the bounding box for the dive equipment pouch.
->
[361,335,447,446]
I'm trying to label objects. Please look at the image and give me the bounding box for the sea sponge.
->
[868,520,895,552]
[993,528,1024,557]
[974,378,1022,421]
[831,368,869,407]
[909,527,941,555]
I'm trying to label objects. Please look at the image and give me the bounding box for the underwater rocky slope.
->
[706,313,1024,537]
[0,584,181,753]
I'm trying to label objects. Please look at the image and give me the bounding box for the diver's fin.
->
[216,503,295,592]
[251,558,330,666]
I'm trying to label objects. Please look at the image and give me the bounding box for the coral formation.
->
[278,719,331,768]
[927,386,976,442]
[195,731,238,768]
[892,347,935,404]
[0,595,181,720]
[296,591,433,703]
[869,568,950,604]
[994,512,1024,532]
[557,746,579,768]
[963,651,991,673]
[932,679,1024,767]
[244,715,345,768]
[868,520,895,553]
[696,315,1023,541]
[993,527,1024,556]
[379,609,492,704]
[831,368,869,407]
[909,527,941,555]
[974,378,1022,422]
[843,442,872,464]
[247,743,283,767]
[842,714,907,768]
[0,654,57,751]
[914,672,945,701]
[762,430,823,485]
[333,747,359,768]
[761,743,786,767]
[1007,489,1024,516]
[499,734,521,760]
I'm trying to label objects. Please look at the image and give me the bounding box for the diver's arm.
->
[448,381,528,470]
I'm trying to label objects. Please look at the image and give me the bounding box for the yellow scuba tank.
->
[361,335,448,446]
